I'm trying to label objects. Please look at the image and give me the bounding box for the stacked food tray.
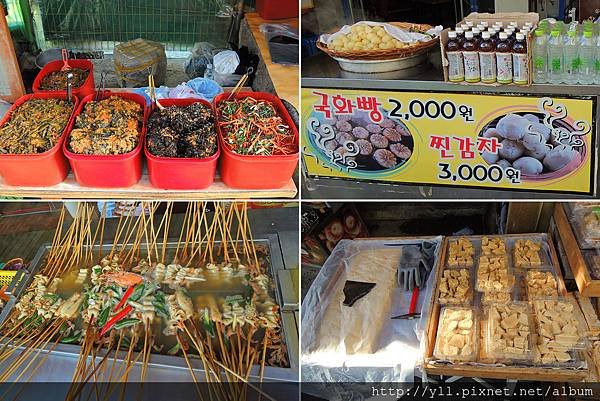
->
[424,233,589,381]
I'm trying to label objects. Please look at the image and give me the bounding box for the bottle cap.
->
[584,30,593,38]
[456,28,464,34]
[516,33,525,40]
[488,28,496,34]
[534,29,544,37]
[466,21,474,27]
[499,32,508,40]
[482,32,490,40]
[496,21,504,27]
[465,31,474,39]
[472,28,481,34]
[448,31,457,38]
[481,21,489,27]
[550,30,560,37]
[567,30,577,37]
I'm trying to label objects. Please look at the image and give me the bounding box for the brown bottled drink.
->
[446,31,465,82]
[463,31,480,83]
[455,27,465,46]
[472,27,482,45]
[512,32,529,85]
[496,32,513,84]
[479,31,497,83]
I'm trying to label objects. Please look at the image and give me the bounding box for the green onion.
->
[114,318,141,330]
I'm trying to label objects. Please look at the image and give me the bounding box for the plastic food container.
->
[570,209,600,249]
[531,298,588,351]
[481,290,513,306]
[63,91,147,188]
[433,306,478,362]
[438,267,473,306]
[32,59,95,100]
[532,341,584,367]
[525,269,559,300]
[256,0,298,20]
[446,237,478,268]
[0,93,77,186]
[475,253,515,293]
[145,98,219,190]
[214,91,298,189]
[485,302,533,363]
[509,236,553,269]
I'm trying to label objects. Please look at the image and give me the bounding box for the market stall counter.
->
[301,18,599,200]
[302,232,592,399]
[0,87,298,199]
[0,203,299,400]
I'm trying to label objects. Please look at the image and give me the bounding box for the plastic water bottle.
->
[579,30,595,84]
[548,30,564,83]
[532,29,548,83]
[204,63,214,80]
[595,33,600,84]
[563,30,580,84]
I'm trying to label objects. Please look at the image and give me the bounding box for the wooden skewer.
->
[176,332,205,401]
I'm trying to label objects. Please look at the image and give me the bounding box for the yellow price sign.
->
[302,88,595,195]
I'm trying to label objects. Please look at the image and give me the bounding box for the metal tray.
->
[2,234,298,382]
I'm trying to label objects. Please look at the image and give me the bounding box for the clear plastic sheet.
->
[301,237,442,398]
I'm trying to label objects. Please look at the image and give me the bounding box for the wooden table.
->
[245,12,299,109]
[0,172,297,200]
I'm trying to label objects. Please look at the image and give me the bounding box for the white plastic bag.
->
[213,50,240,75]
[301,237,443,399]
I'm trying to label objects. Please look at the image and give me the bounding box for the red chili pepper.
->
[113,284,136,312]
[0,285,9,302]
[99,305,133,337]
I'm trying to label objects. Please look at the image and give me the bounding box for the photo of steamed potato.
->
[329,23,410,52]
[479,113,584,178]
[315,110,414,172]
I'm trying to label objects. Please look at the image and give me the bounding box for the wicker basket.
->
[316,22,439,61]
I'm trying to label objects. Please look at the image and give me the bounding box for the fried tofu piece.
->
[435,308,476,361]
[532,299,583,351]
[448,237,475,267]
[439,268,471,305]
[526,270,558,299]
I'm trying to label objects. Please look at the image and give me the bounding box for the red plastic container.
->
[63,91,147,188]
[256,0,298,20]
[33,59,95,100]
[145,98,220,190]
[0,93,77,186]
[214,91,298,189]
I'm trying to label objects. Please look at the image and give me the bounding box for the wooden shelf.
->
[0,172,297,200]
[554,203,600,297]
